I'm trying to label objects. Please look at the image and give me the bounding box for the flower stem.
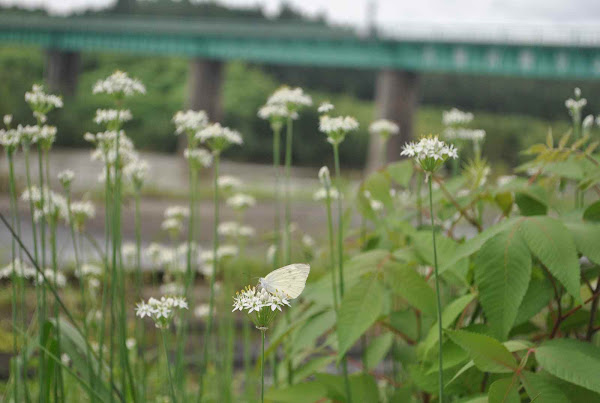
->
[324,186,339,311]
[272,125,282,268]
[332,143,352,403]
[7,150,20,403]
[284,117,292,264]
[133,188,145,401]
[261,330,266,403]
[161,330,178,403]
[197,152,220,403]
[428,178,444,403]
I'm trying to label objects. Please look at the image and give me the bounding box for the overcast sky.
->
[2,0,600,28]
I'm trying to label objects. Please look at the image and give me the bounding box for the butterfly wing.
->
[263,263,310,299]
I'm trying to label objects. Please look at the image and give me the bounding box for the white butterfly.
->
[258,263,310,299]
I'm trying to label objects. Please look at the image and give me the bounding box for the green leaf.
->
[364,170,393,207]
[294,356,336,382]
[364,333,393,371]
[564,220,600,265]
[474,229,531,340]
[515,192,547,216]
[519,371,571,403]
[446,330,518,373]
[385,261,437,317]
[387,160,414,187]
[292,309,336,354]
[316,373,379,403]
[412,230,468,280]
[440,217,518,273]
[266,381,327,402]
[488,376,520,403]
[535,338,600,394]
[583,200,600,222]
[420,293,476,357]
[514,273,554,326]
[337,273,385,359]
[518,217,582,303]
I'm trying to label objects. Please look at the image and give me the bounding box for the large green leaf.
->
[385,261,437,317]
[363,170,393,207]
[474,229,531,340]
[315,373,379,403]
[440,217,518,272]
[412,230,468,281]
[519,371,571,403]
[446,330,518,373]
[337,273,385,359]
[514,273,554,326]
[488,376,520,403]
[564,220,600,265]
[293,356,336,383]
[518,217,582,303]
[535,338,600,394]
[292,309,336,354]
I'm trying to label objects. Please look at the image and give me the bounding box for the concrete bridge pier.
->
[188,58,224,122]
[45,49,80,96]
[366,69,420,173]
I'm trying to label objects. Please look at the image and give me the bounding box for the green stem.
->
[261,330,265,403]
[7,150,19,403]
[428,178,444,403]
[284,117,293,264]
[324,185,339,311]
[273,125,282,269]
[67,190,96,402]
[197,153,220,403]
[97,162,111,388]
[133,189,145,402]
[161,330,178,403]
[416,172,423,227]
[332,143,352,403]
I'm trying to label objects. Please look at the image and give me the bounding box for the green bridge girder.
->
[1,15,600,79]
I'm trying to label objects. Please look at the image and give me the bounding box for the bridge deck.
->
[1,15,599,78]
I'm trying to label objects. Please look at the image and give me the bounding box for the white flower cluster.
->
[70,201,96,230]
[172,110,209,135]
[25,84,63,112]
[319,115,359,145]
[0,259,37,280]
[93,71,146,97]
[232,286,290,329]
[0,128,21,152]
[217,175,242,193]
[4,115,13,126]
[200,245,239,266]
[145,243,176,268]
[184,148,213,169]
[94,109,132,125]
[318,102,334,113]
[87,131,138,170]
[58,169,75,188]
[37,269,67,288]
[258,104,296,121]
[442,108,473,126]
[313,187,341,202]
[565,88,587,116]
[218,221,256,238]
[369,119,399,139]
[443,128,486,142]
[77,263,103,278]
[266,87,312,110]
[162,206,189,236]
[318,166,331,187]
[196,123,243,153]
[135,296,188,329]
[226,193,256,210]
[13,124,57,148]
[21,186,68,223]
[401,136,458,175]
[123,158,150,188]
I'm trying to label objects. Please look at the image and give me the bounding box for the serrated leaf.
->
[515,192,547,216]
[474,229,531,340]
[488,376,520,403]
[385,261,437,317]
[519,371,570,403]
[337,274,385,360]
[266,381,327,402]
[446,330,518,373]
[535,338,600,394]
[518,217,582,303]
[294,356,336,382]
[564,220,600,265]
[514,273,554,326]
[315,373,379,403]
